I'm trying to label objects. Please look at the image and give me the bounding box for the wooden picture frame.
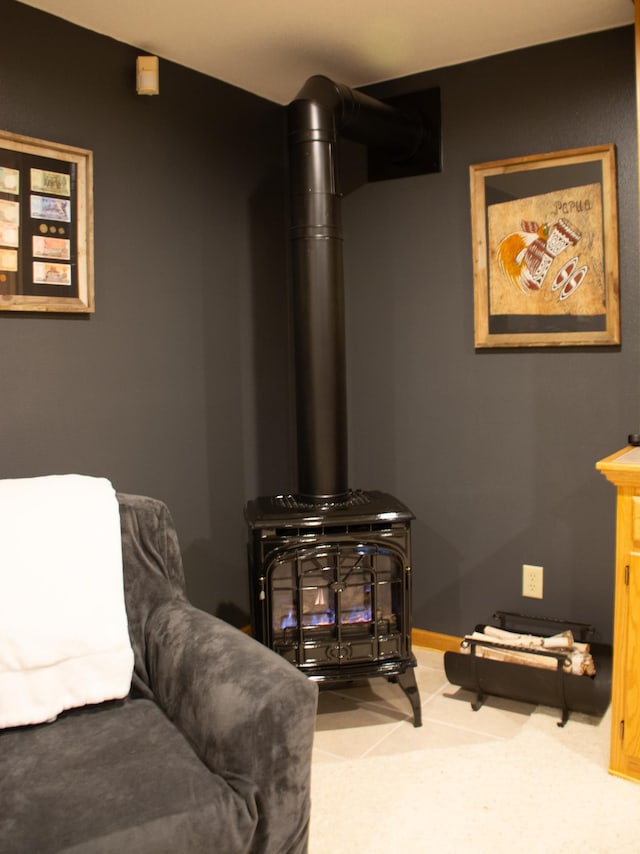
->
[470,145,619,348]
[0,130,94,313]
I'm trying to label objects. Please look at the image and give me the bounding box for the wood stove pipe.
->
[288,76,425,503]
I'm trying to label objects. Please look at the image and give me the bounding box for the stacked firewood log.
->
[460,624,596,676]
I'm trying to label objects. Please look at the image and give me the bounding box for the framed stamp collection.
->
[470,145,619,348]
[0,130,94,313]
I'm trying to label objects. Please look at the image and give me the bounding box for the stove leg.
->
[393,666,422,727]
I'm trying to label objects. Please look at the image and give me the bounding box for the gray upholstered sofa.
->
[0,492,318,853]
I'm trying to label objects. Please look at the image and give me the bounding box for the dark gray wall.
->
[2,2,637,644]
[343,28,638,643]
[0,0,290,623]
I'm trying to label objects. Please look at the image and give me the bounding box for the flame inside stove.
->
[281,610,297,629]
[343,607,372,623]
[305,609,336,627]
[280,604,373,630]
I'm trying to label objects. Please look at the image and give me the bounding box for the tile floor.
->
[309,646,640,853]
[312,645,539,761]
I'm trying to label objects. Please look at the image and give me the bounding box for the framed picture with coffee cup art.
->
[470,145,619,348]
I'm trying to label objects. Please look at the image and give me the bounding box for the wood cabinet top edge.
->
[596,447,640,486]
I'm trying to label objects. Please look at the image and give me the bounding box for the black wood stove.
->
[246,76,440,727]
[246,490,420,725]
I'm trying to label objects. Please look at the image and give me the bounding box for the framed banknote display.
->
[0,130,94,313]
[470,145,619,347]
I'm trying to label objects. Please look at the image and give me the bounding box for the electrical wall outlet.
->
[522,564,544,599]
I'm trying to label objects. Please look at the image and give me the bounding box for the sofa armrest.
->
[145,600,318,854]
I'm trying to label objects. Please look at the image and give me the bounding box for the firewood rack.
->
[444,611,611,727]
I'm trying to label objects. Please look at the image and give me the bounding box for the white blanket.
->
[0,474,134,728]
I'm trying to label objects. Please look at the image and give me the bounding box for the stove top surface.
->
[245,489,414,528]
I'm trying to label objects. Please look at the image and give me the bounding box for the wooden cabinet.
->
[597,447,640,782]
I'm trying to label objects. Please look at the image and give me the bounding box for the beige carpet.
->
[309,648,640,853]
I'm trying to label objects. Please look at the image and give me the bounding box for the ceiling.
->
[17,0,635,104]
